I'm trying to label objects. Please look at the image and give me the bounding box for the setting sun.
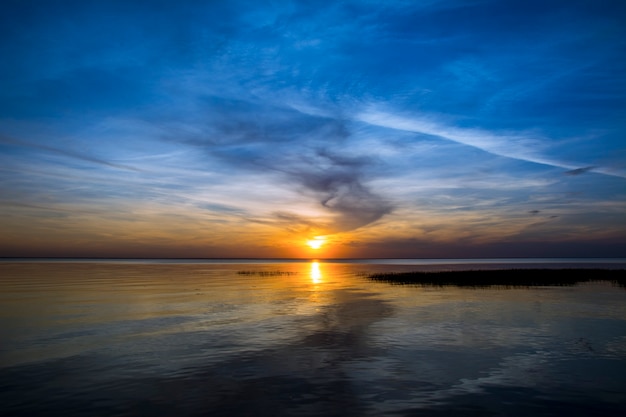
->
[306,236,326,250]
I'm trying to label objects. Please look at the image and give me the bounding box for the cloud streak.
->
[0,135,141,172]
[356,108,626,179]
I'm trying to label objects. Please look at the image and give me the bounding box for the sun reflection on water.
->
[310,260,322,284]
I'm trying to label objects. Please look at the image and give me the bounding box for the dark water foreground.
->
[1,260,625,416]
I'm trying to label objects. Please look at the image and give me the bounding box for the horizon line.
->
[2,256,626,261]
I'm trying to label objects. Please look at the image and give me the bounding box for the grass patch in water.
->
[367,268,626,288]
[237,270,299,276]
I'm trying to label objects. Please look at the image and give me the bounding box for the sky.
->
[0,0,625,259]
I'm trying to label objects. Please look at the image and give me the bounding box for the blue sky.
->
[1,0,625,258]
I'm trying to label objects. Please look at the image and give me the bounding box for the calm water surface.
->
[1,259,625,416]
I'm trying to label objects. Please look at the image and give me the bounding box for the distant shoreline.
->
[368,268,626,288]
[1,257,625,263]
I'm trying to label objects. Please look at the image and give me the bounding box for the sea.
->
[1,258,625,416]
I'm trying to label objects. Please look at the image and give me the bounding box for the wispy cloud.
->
[356,107,626,179]
[0,135,141,172]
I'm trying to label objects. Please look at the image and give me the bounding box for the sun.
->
[306,236,326,250]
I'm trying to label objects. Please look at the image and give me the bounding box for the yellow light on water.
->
[310,260,322,284]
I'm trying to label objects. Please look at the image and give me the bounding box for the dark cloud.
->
[565,166,595,176]
[173,99,392,235]
[288,150,392,233]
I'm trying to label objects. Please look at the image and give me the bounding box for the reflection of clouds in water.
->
[0,287,395,416]
[370,311,555,352]
[404,334,626,410]
[355,297,626,412]
[446,353,626,408]
[187,288,395,415]
[450,351,551,395]
[606,336,626,356]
